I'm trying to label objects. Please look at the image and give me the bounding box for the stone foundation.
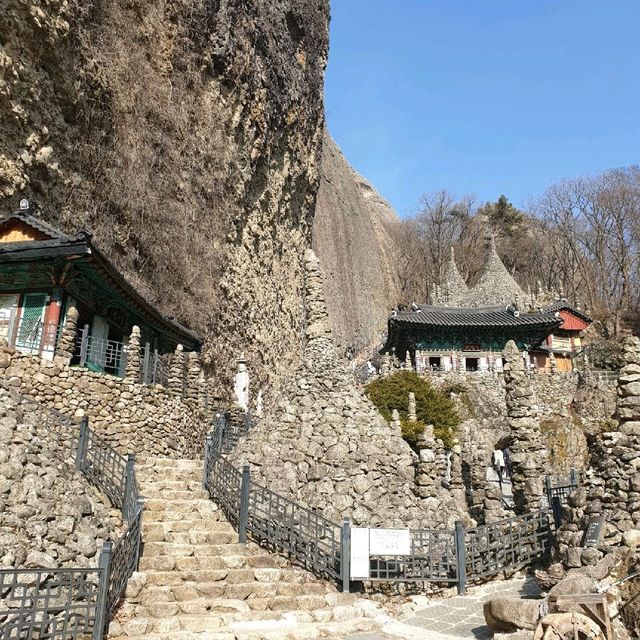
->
[0,349,209,458]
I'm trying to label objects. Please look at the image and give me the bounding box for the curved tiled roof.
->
[542,300,592,323]
[394,304,562,328]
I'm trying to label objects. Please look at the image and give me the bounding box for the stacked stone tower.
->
[503,340,547,513]
[230,249,464,529]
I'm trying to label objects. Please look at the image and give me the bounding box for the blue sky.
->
[325,1,640,217]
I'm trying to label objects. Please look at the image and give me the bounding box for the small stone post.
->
[380,354,390,377]
[503,340,547,513]
[549,351,557,376]
[408,392,417,422]
[56,304,79,360]
[125,326,141,381]
[168,344,185,395]
[415,424,439,498]
[404,351,412,370]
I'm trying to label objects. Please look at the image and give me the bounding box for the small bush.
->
[365,371,459,449]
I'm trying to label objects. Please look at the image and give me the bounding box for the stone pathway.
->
[395,576,541,639]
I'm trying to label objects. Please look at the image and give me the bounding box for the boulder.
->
[483,596,542,632]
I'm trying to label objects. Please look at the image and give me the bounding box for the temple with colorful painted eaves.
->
[381,239,591,374]
[0,202,200,372]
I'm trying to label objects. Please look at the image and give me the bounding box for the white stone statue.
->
[233,352,250,412]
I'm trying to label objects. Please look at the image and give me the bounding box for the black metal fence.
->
[203,412,559,595]
[0,412,143,640]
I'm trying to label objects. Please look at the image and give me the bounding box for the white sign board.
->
[369,528,411,556]
[350,528,370,580]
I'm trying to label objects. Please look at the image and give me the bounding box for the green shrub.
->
[365,371,459,449]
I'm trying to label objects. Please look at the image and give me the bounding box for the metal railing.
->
[77,326,128,377]
[545,468,578,507]
[465,510,555,581]
[210,410,253,454]
[10,320,62,358]
[203,411,559,595]
[368,528,458,583]
[0,408,143,639]
[142,347,169,387]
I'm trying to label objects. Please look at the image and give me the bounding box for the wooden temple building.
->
[382,239,591,373]
[0,202,200,370]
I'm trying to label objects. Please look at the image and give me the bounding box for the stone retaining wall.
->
[0,348,208,458]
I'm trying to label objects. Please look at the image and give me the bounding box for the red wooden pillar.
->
[42,289,63,357]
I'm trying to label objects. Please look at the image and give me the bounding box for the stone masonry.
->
[0,347,207,459]
[0,385,122,571]
[230,250,464,529]
[503,340,547,514]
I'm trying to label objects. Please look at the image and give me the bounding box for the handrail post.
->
[79,324,90,366]
[340,517,351,593]
[545,475,553,505]
[454,520,467,596]
[202,435,214,489]
[217,413,225,453]
[238,464,251,543]
[551,496,562,529]
[93,540,112,640]
[134,497,145,569]
[570,467,577,486]
[123,453,136,521]
[75,416,89,471]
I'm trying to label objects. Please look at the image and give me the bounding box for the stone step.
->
[139,551,290,573]
[142,520,231,536]
[142,488,210,500]
[111,614,378,639]
[144,498,216,513]
[138,458,201,470]
[142,510,222,524]
[142,541,260,557]
[143,529,238,545]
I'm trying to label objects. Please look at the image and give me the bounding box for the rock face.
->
[230,250,462,528]
[503,340,547,513]
[313,132,401,353]
[0,0,330,389]
[0,386,122,569]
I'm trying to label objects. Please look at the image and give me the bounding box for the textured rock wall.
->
[0,350,208,458]
[229,250,464,529]
[0,0,329,390]
[0,385,122,569]
[312,132,401,353]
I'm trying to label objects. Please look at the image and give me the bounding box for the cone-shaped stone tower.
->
[463,236,525,306]
[433,246,469,305]
[229,249,464,529]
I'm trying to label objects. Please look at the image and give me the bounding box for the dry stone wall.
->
[0,349,208,459]
[230,250,465,529]
[0,385,122,570]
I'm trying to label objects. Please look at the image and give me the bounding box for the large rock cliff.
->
[0,0,329,389]
[313,132,401,353]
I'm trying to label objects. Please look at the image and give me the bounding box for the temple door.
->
[15,293,47,354]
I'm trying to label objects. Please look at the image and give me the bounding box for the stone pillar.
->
[125,326,142,381]
[197,371,207,411]
[415,424,439,498]
[503,340,547,513]
[56,304,79,359]
[168,344,185,395]
[549,351,557,376]
[380,354,390,377]
[449,442,466,506]
[585,337,640,534]
[404,351,412,370]
[185,351,201,403]
[408,392,417,422]
[390,408,401,433]
[234,352,250,412]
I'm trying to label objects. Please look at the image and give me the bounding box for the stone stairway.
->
[108,458,384,640]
